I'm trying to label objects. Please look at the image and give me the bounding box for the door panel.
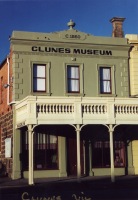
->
[67,137,84,176]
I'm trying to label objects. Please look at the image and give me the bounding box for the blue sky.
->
[0,0,138,62]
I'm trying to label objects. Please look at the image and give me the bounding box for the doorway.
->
[67,137,84,176]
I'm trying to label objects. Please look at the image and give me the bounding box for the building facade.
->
[125,34,138,175]
[0,18,138,184]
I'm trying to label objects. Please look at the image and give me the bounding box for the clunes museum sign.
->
[32,46,112,56]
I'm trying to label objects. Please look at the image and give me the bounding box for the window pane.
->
[102,81,111,93]
[68,66,79,78]
[34,79,45,91]
[114,141,125,167]
[50,135,57,149]
[102,68,110,80]
[33,65,45,77]
[68,80,79,92]
[38,65,45,77]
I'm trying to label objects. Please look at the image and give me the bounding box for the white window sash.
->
[102,68,110,80]
[34,65,45,77]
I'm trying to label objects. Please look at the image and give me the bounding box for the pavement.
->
[0,175,138,200]
[0,175,138,189]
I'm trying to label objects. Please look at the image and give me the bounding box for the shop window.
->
[92,141,110,167]
[22,131,58,170]
[65,64,84,95]
[92,141,125,168]
[114,141,125,167]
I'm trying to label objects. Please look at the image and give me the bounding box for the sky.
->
[0,0,138,63]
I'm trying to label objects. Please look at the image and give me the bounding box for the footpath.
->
[0,175,138,188]
[0,175,138,200]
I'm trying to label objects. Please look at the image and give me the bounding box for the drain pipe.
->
[7,57,10,105]
[5,56,16,105]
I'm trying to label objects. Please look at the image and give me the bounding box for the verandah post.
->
[109,124,115,182]
[28,125,34,185]
[76,124,81,178]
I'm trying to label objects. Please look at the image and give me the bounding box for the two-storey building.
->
[125,33,138,175]
[0,17,138,185]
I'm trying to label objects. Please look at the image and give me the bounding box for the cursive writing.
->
[72,192,91,200]
[21,191,92,200]
[22,192,61,200]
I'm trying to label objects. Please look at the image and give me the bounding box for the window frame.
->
[97,65,116,96]
[33,64,46,92]
[31,62,51,95]
[99,67,112,94]
[64,63,84,96]
[67,65,80,93]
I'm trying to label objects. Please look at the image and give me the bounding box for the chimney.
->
[110,17,125,38]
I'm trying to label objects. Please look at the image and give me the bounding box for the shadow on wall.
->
[0,161,7,177]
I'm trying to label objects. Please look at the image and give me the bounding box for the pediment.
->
[47,28,93,42]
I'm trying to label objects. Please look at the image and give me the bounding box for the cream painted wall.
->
[125,34,138,96]
[132,140,138,174]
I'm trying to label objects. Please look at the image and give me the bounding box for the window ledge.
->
[98,94,117,97]
[65,93,85,97]
[31,92,51,96]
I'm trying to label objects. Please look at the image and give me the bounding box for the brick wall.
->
[0,51,13,177]
[0,111,13,177]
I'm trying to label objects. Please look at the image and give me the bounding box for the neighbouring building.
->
[125,34,138,175]
[0,55,13,177]
[0,17,138,185]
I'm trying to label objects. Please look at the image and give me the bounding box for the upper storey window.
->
[33,64,46,92]
[98,65,116,96]
[99,67,111,94]
[67,65,80,93]
[65,63,84,96]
